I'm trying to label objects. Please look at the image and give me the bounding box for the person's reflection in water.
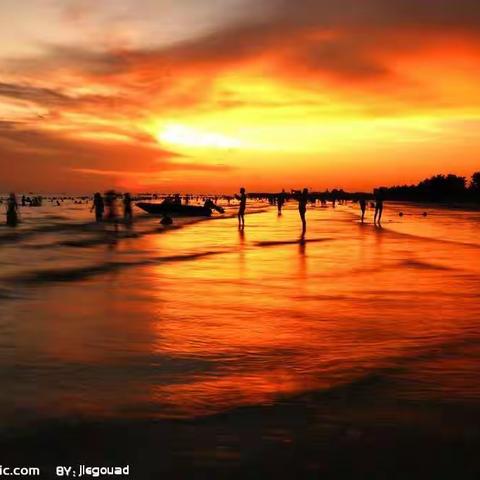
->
[238,226,245,244]
[104,190,119,234]
[6,193,18,227]
[237,223,246,274]
[123,192,133,224]
[235,187,247,229]
[298,235,307,280]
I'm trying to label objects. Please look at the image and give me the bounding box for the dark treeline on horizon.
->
[5,172,480,205]
[251,171,480,204]
[374,171,480,204]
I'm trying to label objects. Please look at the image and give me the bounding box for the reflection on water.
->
[1,200,480,425]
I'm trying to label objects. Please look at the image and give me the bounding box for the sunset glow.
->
[1,1,480,193]
[158,124,242,150]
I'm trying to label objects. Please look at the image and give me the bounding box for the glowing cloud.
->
[158,124,242,150]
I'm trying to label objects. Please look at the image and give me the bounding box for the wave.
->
[400,259,454,271]
[16,217,209,250]
[0,214,153,244]
[9,250,226,285]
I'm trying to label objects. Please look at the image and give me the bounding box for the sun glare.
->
[158,124,242,149]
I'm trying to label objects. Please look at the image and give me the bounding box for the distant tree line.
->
[375,172,480,203]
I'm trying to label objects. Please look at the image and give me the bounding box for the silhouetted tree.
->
[470,172,480,191]
[470,171,480,201]
[377,173,475,203]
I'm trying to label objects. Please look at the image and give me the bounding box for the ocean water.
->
[1,198,479,429]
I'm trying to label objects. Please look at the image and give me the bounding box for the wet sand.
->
[2,383,479,479]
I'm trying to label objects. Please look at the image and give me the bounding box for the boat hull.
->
[136,202,212,217]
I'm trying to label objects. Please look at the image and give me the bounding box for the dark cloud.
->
[5,44,129,76]
[273,0,480,30]
[5,0,480,87]
[0,82,75,106]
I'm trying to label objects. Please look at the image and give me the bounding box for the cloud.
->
[1,0,480,192]
[0,122,177,190]
[0,120,234,192]
[7,0,479,105]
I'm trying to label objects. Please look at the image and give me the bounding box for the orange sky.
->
[1,0,480,193]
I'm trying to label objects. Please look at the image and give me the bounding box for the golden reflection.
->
[10,203,480,420]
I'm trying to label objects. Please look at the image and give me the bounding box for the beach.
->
[1,199,480,478]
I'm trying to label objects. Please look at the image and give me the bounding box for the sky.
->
[1,0,480,193]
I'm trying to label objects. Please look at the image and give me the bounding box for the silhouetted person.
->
[6,193,18,227]
[359,198,367,223]
[204,198,225,214]
[123,192,133,223]
[277,189,286,215]
[21,195,26,207]
[235,187,246,228]
[297,188,308,236]
[374,193,384,225]
[91,192,104,222]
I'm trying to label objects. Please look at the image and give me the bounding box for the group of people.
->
[3,191,134,228]
[235,188,385,233]
[359,196,384,225]
[4,188,385,230]
[91,191,133,225]
[3,193,45,227]
[235,187,310,235]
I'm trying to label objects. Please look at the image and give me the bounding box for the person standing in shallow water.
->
[123,192,133,223]
[277,189,286,215]
[359,198,367,223]
[91,192,104,222]
[6,193,18,227]
[297,188,308,236]
[374,192,384,226]
[235,187,247,228]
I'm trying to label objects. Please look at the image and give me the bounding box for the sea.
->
[1,196,479,476]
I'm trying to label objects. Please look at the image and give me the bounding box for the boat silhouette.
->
[137,200,224,217]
